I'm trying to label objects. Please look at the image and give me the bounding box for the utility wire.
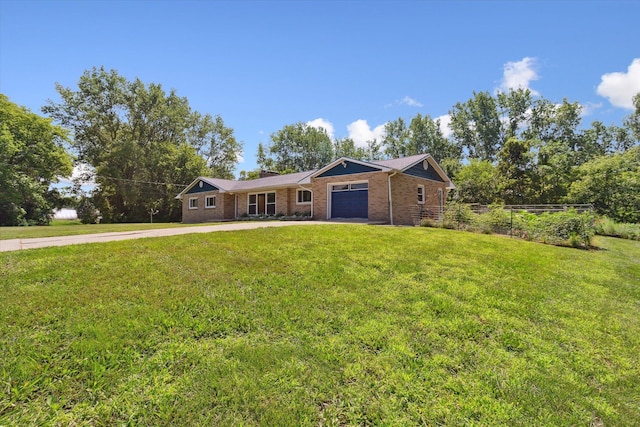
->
[77,175,190,187]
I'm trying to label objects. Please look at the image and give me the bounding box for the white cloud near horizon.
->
[347,119,387,147]
[306,118,335,139]
[596,58,640,109]
[498,57,540,95]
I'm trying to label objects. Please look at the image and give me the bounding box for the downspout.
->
[388,171,397,225]
[234,193,238,219]
[297,184,314,219]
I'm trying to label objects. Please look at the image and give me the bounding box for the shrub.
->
[472,204,511,234]
[442,202,475,229]
[594,217,640,240]
[76,197,101,224]
[536,210,595,248]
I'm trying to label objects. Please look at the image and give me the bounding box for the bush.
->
[472,204,511,234]
[594,217,640,240]
[422,204,597,248]
[535,210,595,248]
[441,202,475,229]
[76,197,101,224]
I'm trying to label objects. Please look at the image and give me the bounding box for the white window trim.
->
[296,189,312,205]
[188,197,198,210]
[205,195,216,209]
[418,185,425,204]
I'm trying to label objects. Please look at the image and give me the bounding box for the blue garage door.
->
[331,183,368,219]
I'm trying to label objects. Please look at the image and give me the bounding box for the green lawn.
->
[0,220,207,240]
[1,225,639,426]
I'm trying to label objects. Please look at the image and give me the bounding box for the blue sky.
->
[1,0,639,178]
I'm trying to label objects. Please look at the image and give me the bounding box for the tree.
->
[333,137,368,160]
[497,88,533,140]
[449,91,502,161]
[263,122,333,172]
[497,138,539,204]
[42,67,231,222]
[452,160,501,204]
[382,117,409,158]
[382,114,460,162]
[568,147,640,223]
[623,92,640,143]
[191,113,242,179]
[0,94,73,225]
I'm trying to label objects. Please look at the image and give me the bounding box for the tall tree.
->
[407,113,461,162]
[263,122,333,172]
[382,117,409,158]
[452,160,501,204]
[43,67,230,222]
[524,98,582,148]
[333,137,368,160]
[497,88,533,140]
[0,94,73,225]
[568,146,640,223]
[449,91,502,161]
[497,138,539,204]
[191,113,242,179]
[623,92,640,143]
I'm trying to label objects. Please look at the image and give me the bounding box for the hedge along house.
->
[176,153,455,225]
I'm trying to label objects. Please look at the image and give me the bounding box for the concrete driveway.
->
[0,221,342,252]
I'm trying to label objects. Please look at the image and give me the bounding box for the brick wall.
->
[390,174,448,225]
[181,191,228,223]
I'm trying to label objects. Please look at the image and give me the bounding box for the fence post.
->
[510,208,513,237]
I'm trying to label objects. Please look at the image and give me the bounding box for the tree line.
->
[1,67,638,225]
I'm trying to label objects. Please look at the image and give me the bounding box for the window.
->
[297,189,312,204]
[350,182,368,190]
[331,182,368,192]
[418,185,425,204]
[205,195,216,208]
[248,192,276,215]
[189,197,198,209]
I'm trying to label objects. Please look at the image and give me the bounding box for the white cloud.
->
[435,114,452,139]
[596,58,640,109]
[580,102,602,117]
[498,57,540,95]
[385,96,424,108]
[347,119,387,147]
[56,163,96,192]
[306,118,335,139]
[399,96,423,107]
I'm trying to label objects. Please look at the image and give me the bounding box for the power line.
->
[78,175,190,187]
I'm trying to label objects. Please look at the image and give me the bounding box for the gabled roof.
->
[374,154,455,189]
[308,157,392,179]
[373,153,430,170]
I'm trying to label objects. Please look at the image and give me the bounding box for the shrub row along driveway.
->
[0,221,341,252]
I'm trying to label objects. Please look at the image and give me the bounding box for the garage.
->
[330,182,368,219]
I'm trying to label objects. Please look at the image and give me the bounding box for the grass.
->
[1,225,639,425]
[0,220,207,240]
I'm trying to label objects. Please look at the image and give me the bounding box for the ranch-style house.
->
[176,153,455,226]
